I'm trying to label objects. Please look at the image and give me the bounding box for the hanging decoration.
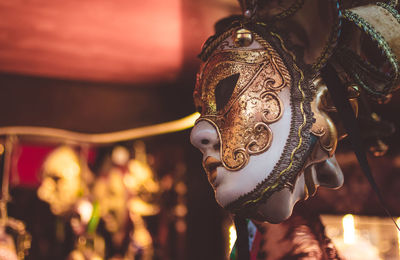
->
[0,137,31,260]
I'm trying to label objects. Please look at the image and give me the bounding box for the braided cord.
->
[338,4,400,95]
[311,0,343,72]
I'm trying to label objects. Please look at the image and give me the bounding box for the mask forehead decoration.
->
[194,23,317,213]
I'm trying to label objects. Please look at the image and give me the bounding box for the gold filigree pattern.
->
[310,79,338,157]
[195,47,290,170]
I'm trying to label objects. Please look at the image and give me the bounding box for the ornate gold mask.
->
[194,24,319,213]
[194,48,289,170]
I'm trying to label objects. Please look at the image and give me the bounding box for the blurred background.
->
[0,0,400,259]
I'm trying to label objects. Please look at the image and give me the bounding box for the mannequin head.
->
[190,23,345,223]
[38,146,83,215]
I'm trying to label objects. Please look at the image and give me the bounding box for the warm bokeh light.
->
[76,200,93,224]
[229,225,237,253]
[126,160,159,192]
[128,198,159,217]
[343,214,356,244]
[111,146,130,166]
[130,213,152,248]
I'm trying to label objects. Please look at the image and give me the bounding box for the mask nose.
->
[190,121,220,156]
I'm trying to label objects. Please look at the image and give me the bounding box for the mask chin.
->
[233,155,343,223]
[245,173,307,223]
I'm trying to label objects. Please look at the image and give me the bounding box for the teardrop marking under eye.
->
[215,73,240,111]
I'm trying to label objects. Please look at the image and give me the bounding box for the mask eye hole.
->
[215,73,240,111]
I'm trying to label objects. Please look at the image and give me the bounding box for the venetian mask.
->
[190,0,400,223]
[38,146,83,215]
[191,23,348,222]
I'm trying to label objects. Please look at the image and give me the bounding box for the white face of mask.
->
[191,25,346,222]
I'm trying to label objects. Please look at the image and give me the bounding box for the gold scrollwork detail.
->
[222,122,272,170]
[263,58,287,91]
[311,79,338,156]
[260,91,283,123]
[195,37,291,171]
[247,122,273,155]
[227,148,249,170]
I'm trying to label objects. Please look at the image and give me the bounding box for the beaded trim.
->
[336,47,393,96]
[311,0,342,73]
[341,6,400,95]
[377,2,400,24]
